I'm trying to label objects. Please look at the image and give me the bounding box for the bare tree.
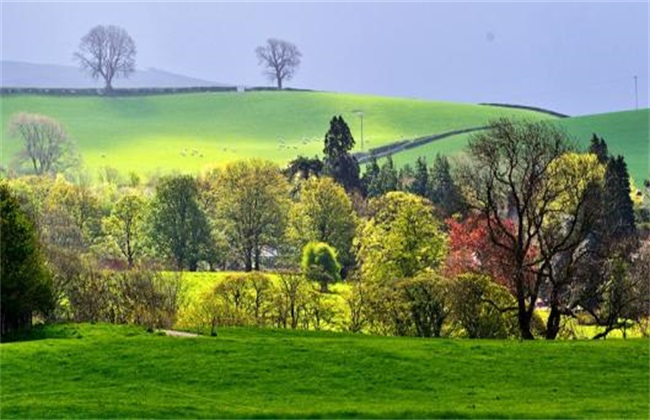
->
[255,38,302,90]
[9,113,74,175]
[74,25,136,92]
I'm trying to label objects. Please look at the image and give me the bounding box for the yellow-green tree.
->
[357,191,447,283]
[102,193,147,268]
[287,177,357,270]
[213,160,291,271]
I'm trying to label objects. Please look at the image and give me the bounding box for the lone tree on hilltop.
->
[255,38,302,90]
[75,25,136,93]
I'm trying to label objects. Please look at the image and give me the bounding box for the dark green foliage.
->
[588,133,609,164]
[148,175,214,271]
[362,155,382,197]
[284,155,324,182]
[397,273,452,338]
[323,116,362,193]
[429,153,466,217]
[409,156,430,198]
[0,183,53,336]
[301,241,341,292]
[376,155,400,194]
[450,274,519,339]
[603,155,637,241]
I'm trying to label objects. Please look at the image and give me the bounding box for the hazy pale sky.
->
[2,1,648,115]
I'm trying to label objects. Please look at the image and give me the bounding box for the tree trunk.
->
[277,76,282,90]
[545,306,561,340]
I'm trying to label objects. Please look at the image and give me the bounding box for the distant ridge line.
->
[479,103,570,118]
[0,86,316,96]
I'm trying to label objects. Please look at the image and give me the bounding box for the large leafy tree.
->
[213,160,290,271]
[148,175,213,271]
[357,191,447,283]
[460,118,603,339]
[323,116,362,193]
[1,183,53,336]
[102,193,147,268]
[287,177,357,271]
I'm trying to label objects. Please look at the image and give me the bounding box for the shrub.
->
[449,274,519,339]
[301,241,341,292]
[397,273,453,338]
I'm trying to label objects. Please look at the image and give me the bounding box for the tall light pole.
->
[634,75,638,110]
[352,110,364,151]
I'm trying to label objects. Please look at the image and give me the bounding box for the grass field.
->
[1,323,647,418]
[0,92,552,177]
[385,109,649,185]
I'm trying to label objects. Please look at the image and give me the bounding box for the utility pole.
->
[634,75,638,110]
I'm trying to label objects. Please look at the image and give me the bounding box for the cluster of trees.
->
[2,115,649,340]
[75,24,301,92]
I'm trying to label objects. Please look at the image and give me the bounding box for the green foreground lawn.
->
[1,323,648,418]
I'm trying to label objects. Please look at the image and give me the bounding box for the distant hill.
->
[0,60,232,89]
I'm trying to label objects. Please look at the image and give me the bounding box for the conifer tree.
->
[323,116,362,193]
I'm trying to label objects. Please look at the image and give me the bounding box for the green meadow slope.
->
[1,323,647,418]
[0,92,551,177]
[386,109,649,185]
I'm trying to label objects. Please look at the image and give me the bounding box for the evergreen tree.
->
[362,155,381,198]
[430,154,466,217]
[377,155,399,194]
[1,183,53,336]
[398,164,415,191]
[588,134,609,164]
[323,116,362,193]
[603,155,636,241]
[409,156,430,198]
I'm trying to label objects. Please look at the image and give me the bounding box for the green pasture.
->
[385,109,649,185]
[559,109,649,185]
[0,92,551,177]
[1,323,647,418]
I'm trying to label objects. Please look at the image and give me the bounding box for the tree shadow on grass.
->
[0,323,83,343]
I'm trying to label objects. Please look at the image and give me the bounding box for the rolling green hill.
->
[385,109,649,186]
[0,92,552,177]
[1,323,647,418]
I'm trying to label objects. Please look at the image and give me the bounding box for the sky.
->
[1,1,648,116]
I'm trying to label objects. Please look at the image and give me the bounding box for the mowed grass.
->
[1,323,647,418]
[0,92,551,177]
[385,109,649,185]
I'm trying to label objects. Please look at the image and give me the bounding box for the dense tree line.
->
[2,116,648,340]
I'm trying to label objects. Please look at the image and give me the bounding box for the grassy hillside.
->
[385,109,649,185]
[1,323,647,418]
[0,92,551,177]
[559,109,649,185]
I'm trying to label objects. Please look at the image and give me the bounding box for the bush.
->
[449,274,519,339]
[301,242,341,292]
[397,273,453,338]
